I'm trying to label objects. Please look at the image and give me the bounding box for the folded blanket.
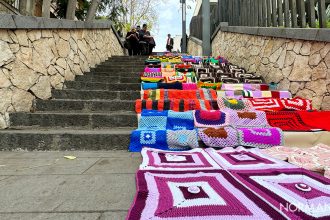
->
[197,82,222,90]
[228,110,269,127]
[194,110,229,127]
[140,72,163,82]
[217,90,243,99]
[182,83,197,90]
[138,110,168,130]
[143,89,217,100]
[198,127,239,148]
[237,127,283,149]
[242,90,292,99]
[142,82,158,90]
[298,111,330,131]
[217,98,254,111]
[167,110,194,130]
[129,130,168,152]
[165,75,186,83]
[248,97,312,111]
[144,67,161,72]
[221,84,269,91]
[166,129,199,150]
[135,99,219,113]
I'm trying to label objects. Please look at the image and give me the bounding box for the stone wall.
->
[0,16,124,128]
[212,29,330,110]
[187,37,202,56]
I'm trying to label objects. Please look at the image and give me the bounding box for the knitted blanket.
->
[266,111,317,131]
[167,110,194,130]
[143,89,217,100]
[248,97,312,111]
[165,75,186,83]
[140,72,163,82]
[166,129,199,150]
[138,110,168,130]
[237,127,283,149]
[135,99,220,113]
[298,111,330,131]
[206,147,296,170]
[139,147,221,170]
[197,82,222,90]
[193,110,229,127]
[242,90,292,99]
[144,67,161,72]
[129,130,167,152]
[198,127,239,148]
[221,83,269,91]
[182,83,198,90]
[141,82,158,90]
[217,98,254,111]
[228,110,269,127]
[217,90,243,99]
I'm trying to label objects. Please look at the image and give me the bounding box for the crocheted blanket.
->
[167,110,194,130]
[197,82,222,90]
[206,147,296,170]
[242,90,292,99]
[217,98,254,111]
[228,110,269,127]
[237,127,283,149]
[248,97,313,111]
[129,130,168,152]
[135,99,220,113]
[194,110,229,127]
[216,90,243,99]
[142,89,217,100]
[198,127,239,148]
[127,147,330,219]
[221,83,269,91]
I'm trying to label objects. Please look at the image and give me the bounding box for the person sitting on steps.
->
[139,24,156,55]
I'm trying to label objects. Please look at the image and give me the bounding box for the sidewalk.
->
[0,151,141,220]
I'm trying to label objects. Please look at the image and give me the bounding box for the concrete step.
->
[52,90,141,100]
[35,99,135,112]
[9,112,138,128]
[0,128,132,150]
[110,56,147,60]
[75,75,140,83]
[64,82,140,91]
[91,67,144,72]
[102,61,146,66]
[86,71,140,77]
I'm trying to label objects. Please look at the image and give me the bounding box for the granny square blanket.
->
[143,89,217,100]
[193,110,229,127]
[217,90,243,100]
[230,168,330,219]
[265,111,315,131]
[205,147,296,170]
[198,127,239,148]
[129,130,167,152]
[247,98,284,111]
[242,90,292,99]
[228,110,269,127]
[127,170,276,220]
[166,110,194,130]
[217,98,254,111]
[237,127,284,149]
[221,83,269,91]
[281,97,312,111]
[138,110,168,130]
[166,130,199,150]
[139,147,220,170]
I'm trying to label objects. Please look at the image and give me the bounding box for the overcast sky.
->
[152,0,194,52]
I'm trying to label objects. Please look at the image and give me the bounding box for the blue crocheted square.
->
[167,111,194,130]
[129,130,168,152]
[142,82,158,90]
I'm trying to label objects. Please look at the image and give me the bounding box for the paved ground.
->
[0,151,141,220]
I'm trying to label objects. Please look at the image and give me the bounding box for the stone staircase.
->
[0,56,146,151]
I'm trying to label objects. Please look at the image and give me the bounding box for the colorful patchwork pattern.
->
[217,98,254,111]
[166,130,199,150]
[127,170,275,220]
[193,110,229,127]
[140,148,220,170]
[139,110,168,130]
[129,130,168,152]
[242,90,292,99]
[237,127,284,148]
[231,168,330,219]
[221,83,269,91]
[167,110,194,130]
[206,147,296,170]
[228,110,269,127]
[198,127,239,148]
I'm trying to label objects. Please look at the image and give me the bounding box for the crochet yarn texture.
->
[237,127,284,148]
[193,110,229,127]
[198,127,239,148]
[166,130,199,150]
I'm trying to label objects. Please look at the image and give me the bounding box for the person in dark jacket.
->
[139,24,156,55]
[166,34,174,52]
[125,26,139,56]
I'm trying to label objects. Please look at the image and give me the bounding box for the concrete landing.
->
[0,151,140,220]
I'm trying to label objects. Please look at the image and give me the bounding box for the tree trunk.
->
[66,0,77,20]
[86,0,100,21]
